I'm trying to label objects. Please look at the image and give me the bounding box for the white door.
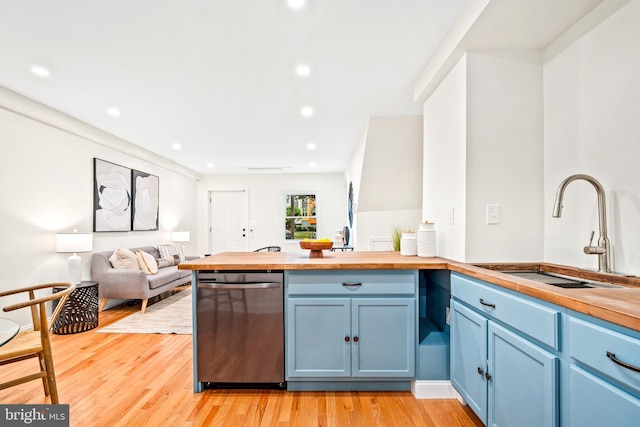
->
[209,190,249,254]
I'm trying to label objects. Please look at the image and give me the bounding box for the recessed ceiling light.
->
[106,107,120,117]
[295,64,311,77]
[306,142,316,150]
[206,162,214,168]
[288,0,305,8]
[301,106,314,117]
[310,162,317,168]
[30,65,50,77]
[172,143,182,150]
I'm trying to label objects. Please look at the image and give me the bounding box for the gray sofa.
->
[91,246,195,314]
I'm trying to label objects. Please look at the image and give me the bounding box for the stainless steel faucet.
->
[552,174,612,273]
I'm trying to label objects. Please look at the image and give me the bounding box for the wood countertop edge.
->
[179,253,640,332]
[446,261,640,332]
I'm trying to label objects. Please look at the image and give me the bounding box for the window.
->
[284,194,317,240]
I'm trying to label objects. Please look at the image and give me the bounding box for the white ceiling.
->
[0,0,468,174]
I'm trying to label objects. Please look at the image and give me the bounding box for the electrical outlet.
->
[486,204,500,225]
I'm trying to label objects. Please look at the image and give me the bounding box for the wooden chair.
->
[0,282,76,404]
[254,246,281,252]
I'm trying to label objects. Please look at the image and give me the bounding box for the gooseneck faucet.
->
[552,174,612,273]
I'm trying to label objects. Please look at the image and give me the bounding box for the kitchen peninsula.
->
[180,251,640,330]
[180,251,640,426]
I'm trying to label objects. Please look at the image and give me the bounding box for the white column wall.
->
[423,51,544,263]
[465,51,544,263]
[423,55,468,262]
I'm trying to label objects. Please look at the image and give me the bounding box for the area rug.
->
[98,289,192,335]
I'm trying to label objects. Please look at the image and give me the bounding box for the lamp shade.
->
[172,231,190,243]
[56,232,93,253]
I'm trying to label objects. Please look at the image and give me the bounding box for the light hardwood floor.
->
[0,294,483,427]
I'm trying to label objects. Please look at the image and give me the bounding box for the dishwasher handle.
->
[197,280,281,290]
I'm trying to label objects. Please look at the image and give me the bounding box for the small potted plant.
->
[391,226,403,251]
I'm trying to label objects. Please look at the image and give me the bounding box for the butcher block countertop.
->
[179,251,640,332]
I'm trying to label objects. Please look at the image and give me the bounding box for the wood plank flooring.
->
[0,295,483,427]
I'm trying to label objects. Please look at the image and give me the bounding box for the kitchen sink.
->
[500,270,624,289]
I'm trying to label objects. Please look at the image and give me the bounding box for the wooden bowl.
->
[299,241,333,258]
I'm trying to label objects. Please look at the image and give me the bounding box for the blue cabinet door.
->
[351,298,415,378]
[286,297,351,378]
[568,365,640,427]
[450,300,488,424]
[488,322,558,427]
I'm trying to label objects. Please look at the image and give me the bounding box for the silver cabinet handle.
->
[198,281,280,290]
[607,351,640,373]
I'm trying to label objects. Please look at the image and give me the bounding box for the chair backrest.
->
[0,283,76,332]
[254,246,281,252]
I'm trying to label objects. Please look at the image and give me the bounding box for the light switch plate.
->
[486,204,500,224]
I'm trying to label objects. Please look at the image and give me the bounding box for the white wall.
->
[358,116,423,212]
[465,51,544,263]
[423,51,545,263]
[346,116,423,250]
[196,173,346,254]
[0,90,199,327]
[543,0,640,274]
[423,55,467,261]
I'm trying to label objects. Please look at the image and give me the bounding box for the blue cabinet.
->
[285,271,417,387]
[567,313,640,427]
[450,300,487,423]
[568,365,640,427]
[450,273,560,427]
[487,322,558,427]
[287,298,351,377]
[352,298,415,377]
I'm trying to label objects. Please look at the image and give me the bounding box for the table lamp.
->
[57,230,93,284]
[172,230,190,248]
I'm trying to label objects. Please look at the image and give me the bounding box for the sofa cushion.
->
[109,248,139,270]
[136,250,158,274]
[147,267,180,289]
[157,243,185,262]
[156,255,180,268]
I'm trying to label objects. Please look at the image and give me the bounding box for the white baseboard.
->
[411,380,459,399]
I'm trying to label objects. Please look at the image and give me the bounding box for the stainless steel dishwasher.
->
[195,270,284,388]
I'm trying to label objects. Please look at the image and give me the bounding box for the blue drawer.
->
[569,316,640,394]
[451,273,560,350]
[286,271,416,296]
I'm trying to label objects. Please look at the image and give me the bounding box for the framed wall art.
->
[132,169,159,231]
[93,158,132,232]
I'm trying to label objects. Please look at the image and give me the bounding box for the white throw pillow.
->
[158,243,184,263]
[109,247,140,270]
[136,250,158,274]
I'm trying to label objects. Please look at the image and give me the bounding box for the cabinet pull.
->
[485,372,492,381]
[607,351,640,373]
[342,282,362,287]
[353,336,359,342]
[479,298,496,309]
[477,367,484,376]
[345,336,350,342]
